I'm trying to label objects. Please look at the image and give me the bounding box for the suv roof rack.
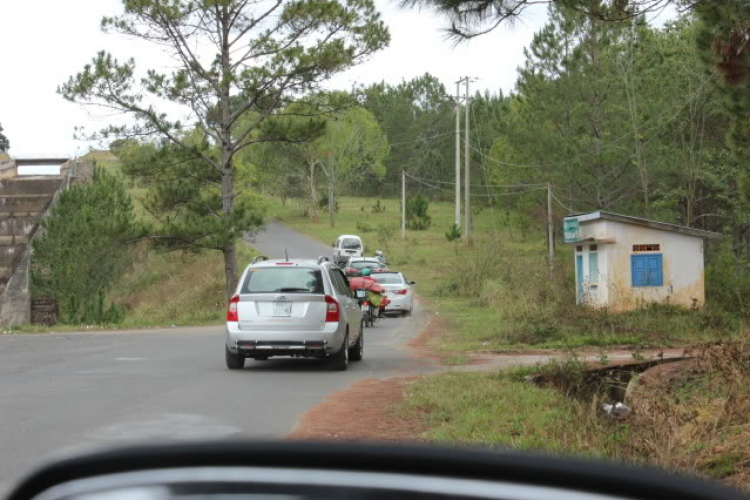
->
[317,256,330,265]
[251,255,269,265]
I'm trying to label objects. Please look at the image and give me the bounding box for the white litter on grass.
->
[603,402,631,418]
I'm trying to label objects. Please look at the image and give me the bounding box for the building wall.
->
[577,220,705,311]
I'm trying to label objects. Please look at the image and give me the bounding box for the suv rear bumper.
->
[225,323,345,358]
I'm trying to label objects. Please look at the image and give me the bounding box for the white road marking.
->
[115,357,147,361]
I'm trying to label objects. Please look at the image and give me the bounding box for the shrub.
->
[31,169,138,324]
[445,223,462,254]
[706,239,750,317]
[371,199,386,213]
[405,195,432,230]
[376,223,396,251]
[319,195,339,212]
[356,219,375,233]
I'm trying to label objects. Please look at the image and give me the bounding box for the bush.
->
[356,219,375,233]
[319,195,339,212]
[31,169,138,324]
[371,199,386,213]
[406,195,432,230]
[376,223,396,251]
[706,240,750,317]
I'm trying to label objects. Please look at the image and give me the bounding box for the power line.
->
[406,173,547,197]
[389,130,454,147]
[406,173,545,189]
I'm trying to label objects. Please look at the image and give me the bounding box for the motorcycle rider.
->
[375,250,386,267]
[350,268,389,318]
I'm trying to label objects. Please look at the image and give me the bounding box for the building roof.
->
[565,211,722,240]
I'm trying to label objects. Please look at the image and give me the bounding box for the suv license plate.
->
[273,301,292,317]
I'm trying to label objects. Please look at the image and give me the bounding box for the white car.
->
[225,256,364,371]
[370,271,415,316]
[332,234,364,266]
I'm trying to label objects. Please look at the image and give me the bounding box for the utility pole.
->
[464,77,471,243]
[454,80,461,228]
[401,170,406,239]
[547,182,555,273]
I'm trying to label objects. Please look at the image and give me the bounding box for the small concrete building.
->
[563,212,721,311]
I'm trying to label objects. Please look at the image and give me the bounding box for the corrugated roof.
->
[564,211,722,239]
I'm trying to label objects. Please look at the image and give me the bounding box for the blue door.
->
[576,255,583,303]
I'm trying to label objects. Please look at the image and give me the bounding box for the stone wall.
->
[0,177,63,325]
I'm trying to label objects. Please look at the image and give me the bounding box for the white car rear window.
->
[372,274,402,285]
[241,268,324,294]
[341,238,361,249]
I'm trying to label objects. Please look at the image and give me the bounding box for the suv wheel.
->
[332,334,349,371]
[349,324,364,361]
[225,347,245,370]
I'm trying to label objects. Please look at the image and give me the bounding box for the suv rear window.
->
[241,267,324,294]
[341,238,361,249]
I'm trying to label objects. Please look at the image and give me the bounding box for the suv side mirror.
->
[410,281,416,285]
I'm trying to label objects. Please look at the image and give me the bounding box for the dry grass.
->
[108,243,256,327]
[624,338,750,487]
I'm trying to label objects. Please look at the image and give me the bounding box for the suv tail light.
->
[394,289,408,295]
[227,294,240,322]
[324,295,340,322]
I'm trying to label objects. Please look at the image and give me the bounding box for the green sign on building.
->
[563,218,580,243]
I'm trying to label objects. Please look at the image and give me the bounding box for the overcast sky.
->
[0,1,558,157]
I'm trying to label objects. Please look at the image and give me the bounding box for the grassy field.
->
[268,196,741,351]
[399,341,750,489]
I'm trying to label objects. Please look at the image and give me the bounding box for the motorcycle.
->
[355,290,379,327]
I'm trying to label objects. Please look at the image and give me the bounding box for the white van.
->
[332,234,364,266]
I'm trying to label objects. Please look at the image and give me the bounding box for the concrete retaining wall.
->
[0,161,93,325]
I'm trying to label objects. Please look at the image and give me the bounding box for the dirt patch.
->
[287,376,424,441]
[406,300,453,364]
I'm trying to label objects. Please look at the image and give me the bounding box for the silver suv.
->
[225,256,364,371]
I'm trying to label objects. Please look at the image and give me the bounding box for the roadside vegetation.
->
[399,339,750,489]
[269,196,744,351]
[23,156,259,331]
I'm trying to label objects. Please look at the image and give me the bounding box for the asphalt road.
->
[0,221,434,493]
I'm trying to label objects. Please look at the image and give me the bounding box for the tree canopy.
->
[0,123,9,152]
[60,0,390,296]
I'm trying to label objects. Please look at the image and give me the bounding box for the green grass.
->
[399,370,621,457]
[267,196,740,351]
[399,342,750,488]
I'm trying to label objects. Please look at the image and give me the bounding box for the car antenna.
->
[285,249,289,262]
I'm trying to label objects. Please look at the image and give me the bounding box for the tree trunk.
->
[328,184,335,227]
[309,161,318,223]
[219,6,237,299]
[223,242,238,299]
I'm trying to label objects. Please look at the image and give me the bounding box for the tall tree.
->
[696,1,750,156]
[399,0,698,40]
[314,107,389,226]
[0,123,9,152]
[60,0,389,297]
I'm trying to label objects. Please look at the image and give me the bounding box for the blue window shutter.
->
[647,255,663,286]
[632,254,663,287]
[632,256,646,286]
